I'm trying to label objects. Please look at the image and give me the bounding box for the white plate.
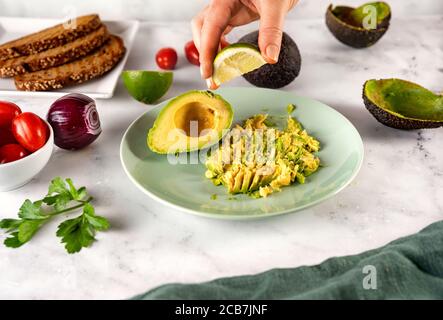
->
[0,16,139,99]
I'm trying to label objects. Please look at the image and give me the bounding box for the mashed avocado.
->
[205,112,320,198]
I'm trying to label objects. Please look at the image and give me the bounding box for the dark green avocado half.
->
[363,79,443,130]
[326,2,391,48]
[238,31,301,89]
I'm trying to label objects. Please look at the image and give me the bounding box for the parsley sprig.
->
[0,177,109,254]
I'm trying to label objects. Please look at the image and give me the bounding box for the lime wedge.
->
[122,71,173,104]
[212,43,267,87]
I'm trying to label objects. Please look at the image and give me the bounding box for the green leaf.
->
[47,177,69,195]
[85,215,110,231]
[54,193,73,211]
[2,177,107,254]
[0,218,22,232]
[42,195,58,206]
[65,178,78,199]
[56,216,95,254]
[76,187,88,201]
[46,177,75,210]
[18,220,44,243]
[56,216,82,237]
[55,204,108,254]
[43,193,75,211]
[66,178,88,201]
[83,203,95,216]
[18,200,47,220]
[4,232,23,248]
[82,204,109,230]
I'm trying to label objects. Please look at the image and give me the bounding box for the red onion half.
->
[47,93,102,150]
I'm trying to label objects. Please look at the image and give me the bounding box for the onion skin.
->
[47,94,102,150]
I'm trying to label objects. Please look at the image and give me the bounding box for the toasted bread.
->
[15,35,126,91]
[0,15,102,61]
[0,25,109,78]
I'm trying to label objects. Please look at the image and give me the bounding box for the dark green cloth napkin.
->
[134,221,443,300]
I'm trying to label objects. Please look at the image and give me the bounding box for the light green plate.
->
[120,87,364,220]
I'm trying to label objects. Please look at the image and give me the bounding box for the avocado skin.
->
[362,83,443,130]
[326,5,390,48]
[239,31,301,89]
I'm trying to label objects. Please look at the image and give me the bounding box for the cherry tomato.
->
[0,144,29,164]
[184,41,200,66]
[12,112,48,152]
[155,48,178,70]
[0,101,22,128]
[0,127,16,147]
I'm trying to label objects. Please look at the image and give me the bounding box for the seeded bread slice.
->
[0,25,110,78]
[0,14,102,61]
[15,35,126,91]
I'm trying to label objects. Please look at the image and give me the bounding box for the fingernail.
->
[265,45,279,63]
[206,78,213,89]
[200,66,205,79]
[206,78,219,90]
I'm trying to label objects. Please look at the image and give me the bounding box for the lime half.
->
[122,71,173,104]
[212,43,267,87]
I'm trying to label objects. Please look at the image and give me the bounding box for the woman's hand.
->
[192,0,298,88]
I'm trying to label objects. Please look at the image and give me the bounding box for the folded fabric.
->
[133,220,443,300]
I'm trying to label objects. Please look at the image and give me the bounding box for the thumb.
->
[258,1,287,64]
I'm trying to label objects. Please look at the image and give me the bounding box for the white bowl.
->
[0,122,54,192]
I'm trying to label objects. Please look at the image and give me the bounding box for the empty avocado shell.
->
[326,2,391,48]
[363,79,443,130]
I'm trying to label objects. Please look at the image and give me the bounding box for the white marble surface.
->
[1,15,443,299]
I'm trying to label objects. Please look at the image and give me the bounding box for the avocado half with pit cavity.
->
[148,90,233,154]
[238,31,301,89]
[363,79,443,130]
[326,2,391,48]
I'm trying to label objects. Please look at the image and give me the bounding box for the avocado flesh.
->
[148,90,234,154]
[240,169,253,193]
[205,113,321,198]
[238,31,301,89]
[363,79,443,130]
[326,2,391,48]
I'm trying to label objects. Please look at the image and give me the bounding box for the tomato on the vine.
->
[0,144,29,164]
[156,48,178,70]
[0,101,21,128]
[12,112,48,152]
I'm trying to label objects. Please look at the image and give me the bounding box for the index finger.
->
[199,4,232,80]
[191,7,207,51]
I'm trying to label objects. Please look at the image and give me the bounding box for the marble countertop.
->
[1,16,442,300]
